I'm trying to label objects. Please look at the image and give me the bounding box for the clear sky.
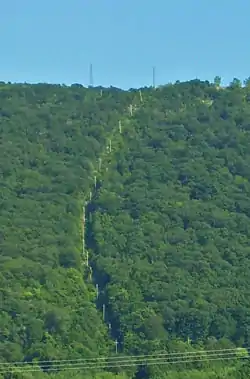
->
[1,0,249,89]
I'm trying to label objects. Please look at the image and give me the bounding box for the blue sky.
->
[1,0,249,89]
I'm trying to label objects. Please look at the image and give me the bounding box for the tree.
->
[214,75,221,87]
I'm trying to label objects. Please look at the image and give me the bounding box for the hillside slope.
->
[0,82,137,363]
[92,80,250,349]
[1,79,250,379]
[91,79,250,353]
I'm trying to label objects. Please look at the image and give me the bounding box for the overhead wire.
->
[0,347,248,374]
[0,346,246,365]
[0,354,248,374]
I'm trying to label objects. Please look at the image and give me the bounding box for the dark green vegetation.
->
[1,78,250,378]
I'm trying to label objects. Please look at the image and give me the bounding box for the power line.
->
[0,349,248,374]
[0,347,248,367]
[0,346,246,365]
[0,353,246,373]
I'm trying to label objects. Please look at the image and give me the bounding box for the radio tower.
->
[152,66,156,88]
[89,63,94,87]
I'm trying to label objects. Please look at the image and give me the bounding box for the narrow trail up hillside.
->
[80,93,144,354]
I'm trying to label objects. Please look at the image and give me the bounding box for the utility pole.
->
[89,191,92,201]
[115,340,118,354]
[119,120,122,133]
[102,304,106,321]
[139,90,143,103]
[129,104,133,116]
[82,237,85,255]
[94,175,97,189]
[96,284,99,298]
[109,139,112,153]
[82,206,85,254]
[89,265,92,281]
[86,250,89,267]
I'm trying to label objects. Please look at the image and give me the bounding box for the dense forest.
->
[1,78,250,378]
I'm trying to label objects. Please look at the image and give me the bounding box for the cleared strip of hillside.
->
[0,83,136,363]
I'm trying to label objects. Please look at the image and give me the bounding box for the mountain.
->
[1,79,250,378]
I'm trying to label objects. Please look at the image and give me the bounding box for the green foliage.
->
[91,80,250,375]
[2,79,250,379]
[0,83,135,366]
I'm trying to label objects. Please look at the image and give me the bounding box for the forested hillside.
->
[0,82,137,367]
[1,79,250,378]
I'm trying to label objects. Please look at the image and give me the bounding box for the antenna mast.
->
[152,66,156,88]
[89,63,94,87]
